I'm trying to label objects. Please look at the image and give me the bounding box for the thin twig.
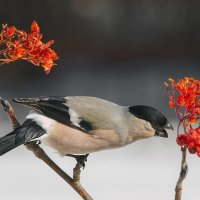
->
[175,147,188,200]
[0,98,20,129]
[174,107,189,200]
[0,97,93,200]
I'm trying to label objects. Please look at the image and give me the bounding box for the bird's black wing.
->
[12,97,93,133]
[0,119,45,156]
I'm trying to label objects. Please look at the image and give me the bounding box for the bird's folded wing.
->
[12,97,94,133]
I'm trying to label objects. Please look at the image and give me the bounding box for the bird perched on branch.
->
[0,96,173,167]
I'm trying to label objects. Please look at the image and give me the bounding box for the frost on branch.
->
[0,21,58,74]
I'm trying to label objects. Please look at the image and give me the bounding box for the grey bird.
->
[0,96,173,167]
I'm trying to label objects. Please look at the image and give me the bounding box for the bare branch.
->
[0,97,93,200]
[175,148,188,200]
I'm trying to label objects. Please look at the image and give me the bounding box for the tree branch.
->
[0,98,93,200]
[175,147,188,200]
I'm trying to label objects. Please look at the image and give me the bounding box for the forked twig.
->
[0,97,93,200]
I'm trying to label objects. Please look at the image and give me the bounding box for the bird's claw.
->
[36,140,41,145]
[67,153,89,169]
[76,154,89,169]
[26,140,41,145]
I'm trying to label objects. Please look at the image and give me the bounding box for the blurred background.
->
[0,1,200,200]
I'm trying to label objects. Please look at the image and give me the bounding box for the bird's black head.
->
[128,105,173,138]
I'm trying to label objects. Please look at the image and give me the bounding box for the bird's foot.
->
[26,140,41,145]
[36,140,41,145]
[66,154,89,169]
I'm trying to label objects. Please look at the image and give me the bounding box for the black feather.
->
[0,119,45,156]
[128,105,168,130]
[12,96,93,133]
[12,96,71,124]
[79,120,93,132]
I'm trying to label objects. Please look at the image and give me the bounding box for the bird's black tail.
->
[0,119,46,156]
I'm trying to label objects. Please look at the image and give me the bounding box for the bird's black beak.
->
[164,121,174,130]
[155,129,168,138]
[155,121,173,138]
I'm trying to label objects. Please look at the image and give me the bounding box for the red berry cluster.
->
[165,77,200,157]
[0,21,58,74]
[177,128,200,156]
